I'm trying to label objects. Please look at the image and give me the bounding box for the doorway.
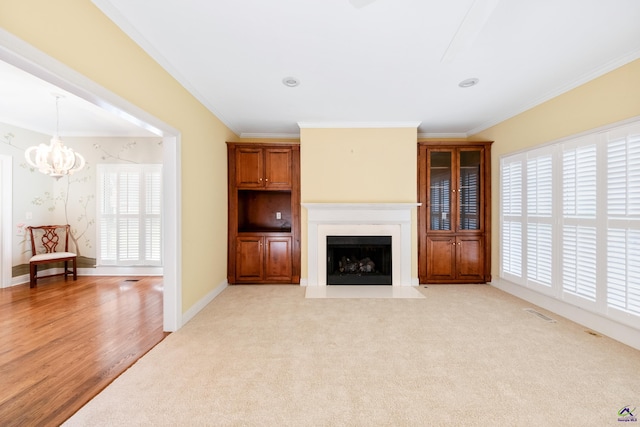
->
[0,30,182,331]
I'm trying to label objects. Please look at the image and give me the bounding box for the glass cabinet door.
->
[429,151,452,231]
[458,150,481,230]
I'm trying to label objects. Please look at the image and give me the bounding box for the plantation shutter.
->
[99,170,118,263]
[145,170,162,263]
[526,153,553,287]
[98,164,162,266]
[119,171,140,261]
[501,157,523,280]
[606,131,640,316]
[561,141,597,302]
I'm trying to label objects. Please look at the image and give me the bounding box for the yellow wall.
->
[0,0,238,311]
[472,59,640,277]
[300,127,419,280]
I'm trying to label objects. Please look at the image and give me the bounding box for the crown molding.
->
[0,27,177,137]
[239,132,300,140]
[241,129,463,140]
[418,132,468,139]
[91,0,241,138]
[466,48,640,137]
[298,121,421,129]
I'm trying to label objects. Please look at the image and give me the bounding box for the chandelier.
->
[25,95,86,178]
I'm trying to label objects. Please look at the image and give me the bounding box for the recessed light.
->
[282,76,300,87]
[458,77,479,88]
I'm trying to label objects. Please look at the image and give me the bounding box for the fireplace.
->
[303,203,421,286]
[326,235,392,285]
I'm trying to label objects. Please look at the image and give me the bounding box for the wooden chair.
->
[27,225,78,288]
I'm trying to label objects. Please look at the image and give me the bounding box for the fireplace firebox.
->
[326,236,392,285]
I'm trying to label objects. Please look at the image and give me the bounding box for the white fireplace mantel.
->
[303,203,421,286]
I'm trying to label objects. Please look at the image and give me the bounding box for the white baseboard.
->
[8,267,163,287]
[9,267,162,286]
[181,280,228,326]
[88,266,163,276]
[491,278,640,351]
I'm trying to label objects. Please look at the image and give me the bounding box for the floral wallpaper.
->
[1,122,163,277]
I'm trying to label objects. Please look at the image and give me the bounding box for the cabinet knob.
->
[452,189,456,193]
[259,178,263,182]
[265,178,269,182]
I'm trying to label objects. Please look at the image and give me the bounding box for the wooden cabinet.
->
[228,142,300,284]
[425,235,485,282]
[235,146,292,189]
[235,235,293,283]
[418,141,492,284]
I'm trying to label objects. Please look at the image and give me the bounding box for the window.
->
[97,164,162,267]
[500,119,640,328]
[606,130,640,318]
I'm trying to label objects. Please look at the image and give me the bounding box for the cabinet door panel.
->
[236,236,263,281]
[265,149,292,189]
[458,149,483,231]
[457,236,484,281]
[264,236,292,281]
[236,148,263,188]
[428,150,453,231]
[426,236,456,281]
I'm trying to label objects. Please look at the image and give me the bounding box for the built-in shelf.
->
[227,142,301,284]
[237,190,292,233]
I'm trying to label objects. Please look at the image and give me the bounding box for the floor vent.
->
[523,308,556,323]
[585,330,602,337]
[124,279,140,282]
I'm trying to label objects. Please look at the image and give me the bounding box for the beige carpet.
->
[64,285,640,426]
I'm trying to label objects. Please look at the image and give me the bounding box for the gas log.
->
[338,256,376,274]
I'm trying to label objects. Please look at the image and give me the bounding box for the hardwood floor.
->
[0,275,167,427]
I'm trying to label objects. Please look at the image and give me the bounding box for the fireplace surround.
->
[303,203,420,286]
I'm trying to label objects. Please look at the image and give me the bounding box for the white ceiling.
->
[91,0,640,138]
[0,59,158,138]
[3,1,640,139]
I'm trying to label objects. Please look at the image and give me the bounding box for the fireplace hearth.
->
[326,236,392,285]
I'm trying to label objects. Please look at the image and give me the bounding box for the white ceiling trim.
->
[467,48,640,137]
[0,27,171,137]
[239,132,301,140]
[298,121,421,129]
[242,130,468,140]
[418,132,468,139]
[91,0,241,138]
